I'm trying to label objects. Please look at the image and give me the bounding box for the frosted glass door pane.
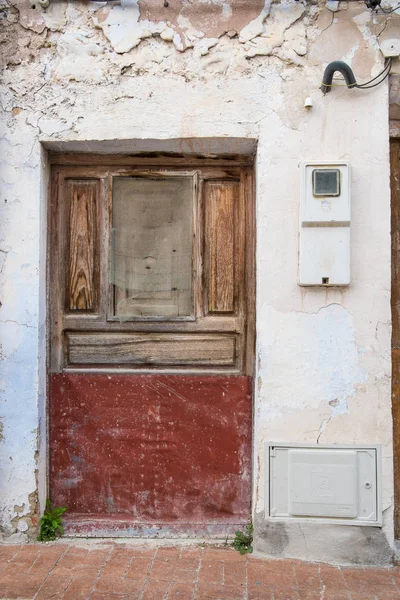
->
[112,176,193,318]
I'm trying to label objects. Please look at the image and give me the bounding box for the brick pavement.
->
[0,542,399,600]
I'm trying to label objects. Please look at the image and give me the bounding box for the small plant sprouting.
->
[37,499,67,542]
[232,523,253,555]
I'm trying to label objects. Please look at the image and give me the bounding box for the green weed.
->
[232,523,253,555]
[37,499,67,542]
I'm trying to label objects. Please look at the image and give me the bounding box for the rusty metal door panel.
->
[50,373,252,536]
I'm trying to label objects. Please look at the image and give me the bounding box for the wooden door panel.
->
[66,332,238,367]
[65,180,100,312]
[205,181,238,314]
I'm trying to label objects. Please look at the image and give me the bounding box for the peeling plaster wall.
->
[0,0,398,561]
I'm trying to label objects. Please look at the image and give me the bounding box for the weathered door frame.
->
[391,130,400,538]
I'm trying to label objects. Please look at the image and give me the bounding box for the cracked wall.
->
[0,0,398,560]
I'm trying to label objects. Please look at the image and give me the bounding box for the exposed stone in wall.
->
[0,0,398,82]
[9,490,38,540]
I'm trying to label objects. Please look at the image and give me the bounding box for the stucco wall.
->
[0,0,398,563]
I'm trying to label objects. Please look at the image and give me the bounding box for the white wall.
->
[0,0,397,563]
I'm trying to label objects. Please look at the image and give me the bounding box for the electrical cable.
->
[355,57,392,87]
[355,66,392,88]
[375,2,400,13]
[321,58,392,89]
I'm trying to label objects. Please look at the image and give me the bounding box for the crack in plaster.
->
[0,319,36,329]
[317,415,332,443]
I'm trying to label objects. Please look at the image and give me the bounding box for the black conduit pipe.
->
[320,61,357,94]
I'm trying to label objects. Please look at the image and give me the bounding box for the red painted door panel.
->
[50,374,252,536]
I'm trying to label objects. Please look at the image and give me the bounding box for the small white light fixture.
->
[304,97,313,109]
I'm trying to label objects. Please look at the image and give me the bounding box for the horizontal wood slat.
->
[49,153,254,167]
[205,181,238,314]
[67,332,237,367]
[66,180,99,312]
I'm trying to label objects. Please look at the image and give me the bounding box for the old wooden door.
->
[48,154,255,536]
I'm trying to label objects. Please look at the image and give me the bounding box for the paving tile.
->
[348,594,379,600]
[94,575,145,594]
[54,548,110,578]
[203,548,246,562]
[299,592,350,600]
[156,547,182,560]
[90,594,132,599]
[273,591,300,600]
[248,560,296,589]
[62,575,97,600]
[101,547,135,578]
[0,545,21,570]
[295,562,321,590]
[123,546,156,558]
[320,565,347,590]
[316,590,350,600]
[322,593,351,600]
[141,578,169,599]
[28,547,66,576]
[198,560,224,585]
[196,582,247,599]
[389,567,400,587]
[248,584,274,599]
[168,581,196,599]
[343,568,397,594]
[35,572,72,600]
[297,593,323,600]
[1,545,41,575]
[0,573,44,599]
[62,547,89,560]
[181,546,203,558]
[376,592,400,600]
[125,555,153,579]
[224,560,247,586]
[150,558,198,584]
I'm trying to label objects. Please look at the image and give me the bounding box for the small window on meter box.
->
[312,169,340,197]
[112,176,194,319]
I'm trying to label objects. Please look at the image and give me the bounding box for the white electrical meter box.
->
[299,162,351,286]
[266,443,381,526]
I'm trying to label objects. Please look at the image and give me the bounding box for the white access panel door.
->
[268,444,380,526]
[289,450,357,518]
